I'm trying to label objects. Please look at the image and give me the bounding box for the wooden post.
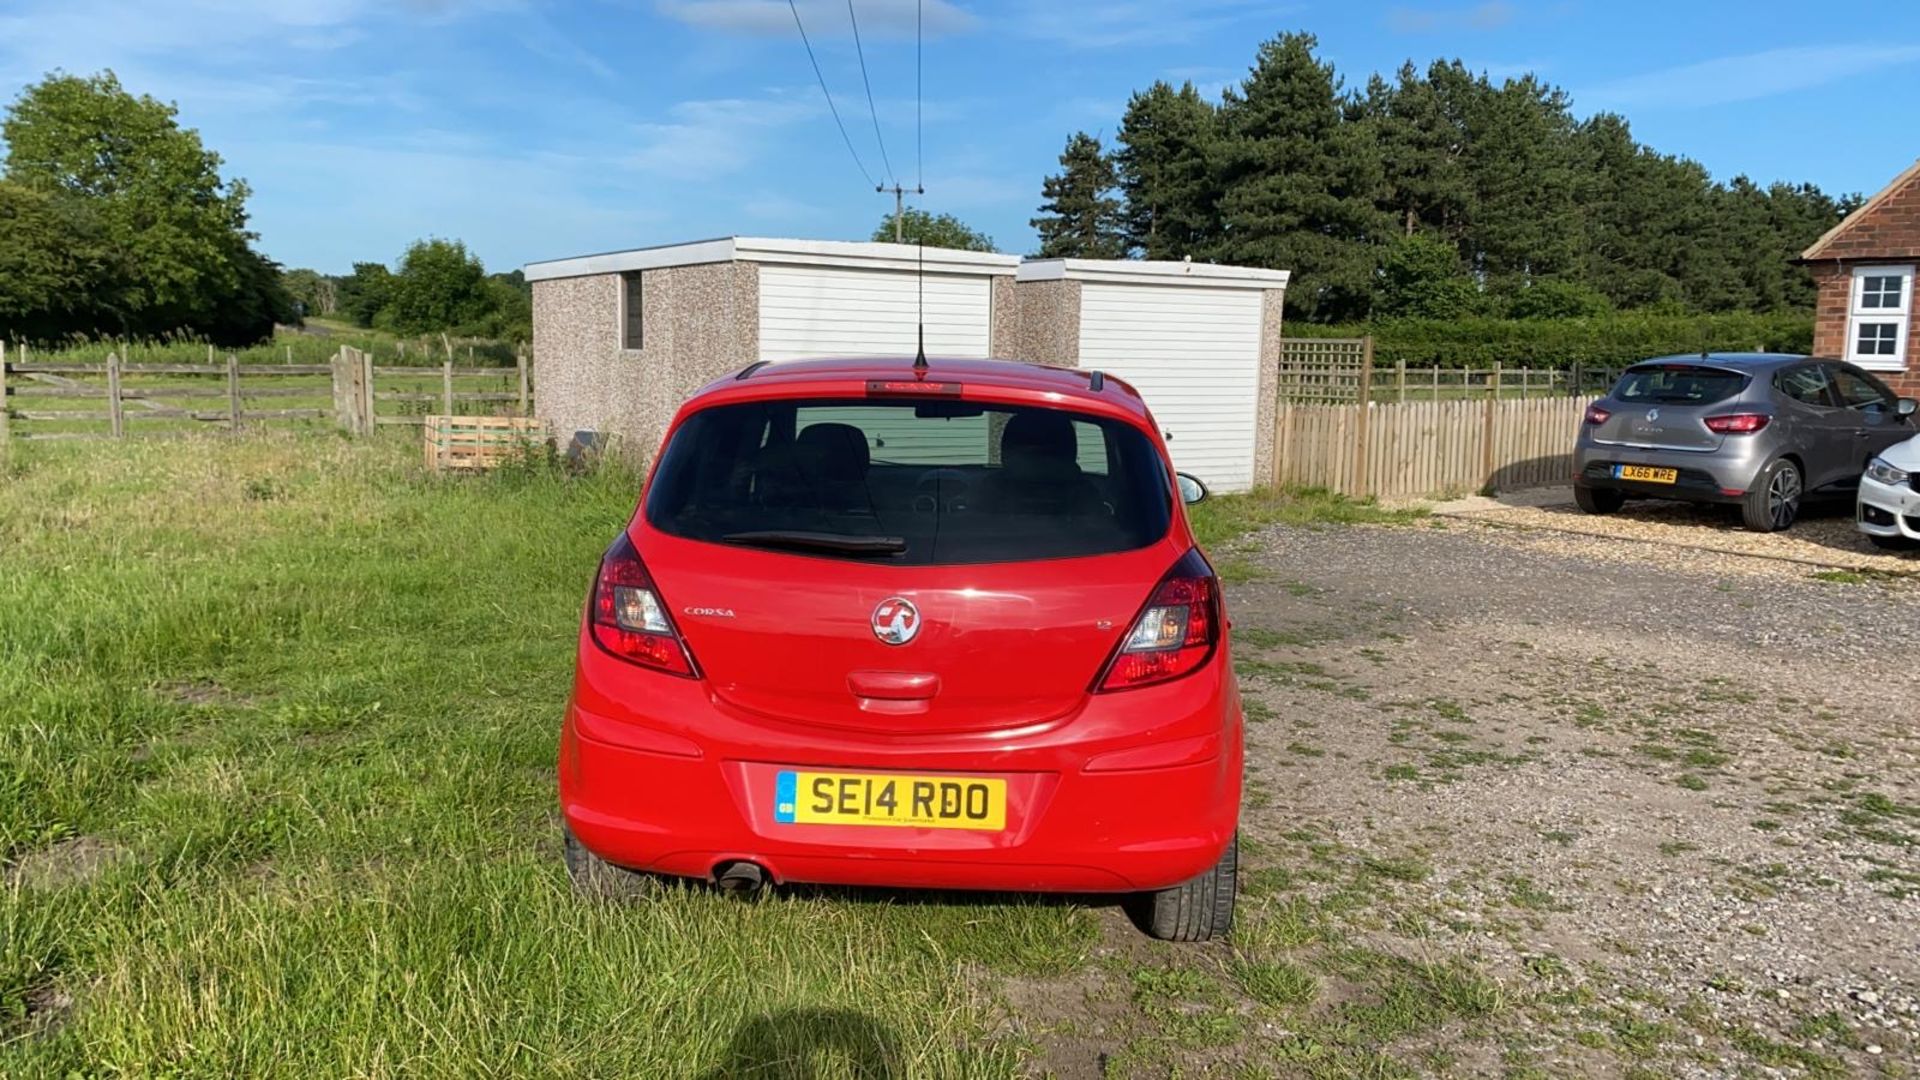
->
[1481,371,1497,484]
[1431,365,1440,401]
[1521,367,1530,398]
[208,343,215,365]
[1354,337,1375,497]
[516,350,530,416]
[1572,361,1583,398]
[227,353,242,431]
[1,340,10,446]
[361,348,376,433]
[1395,359,1406,404]
[107,350,125,438]
[442,360,454,416]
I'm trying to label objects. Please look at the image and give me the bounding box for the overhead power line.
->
[916,0,923,190]
[786,0,877,188]
[845,0,896,189]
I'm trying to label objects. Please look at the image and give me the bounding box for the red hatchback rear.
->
[558,358,1243,940]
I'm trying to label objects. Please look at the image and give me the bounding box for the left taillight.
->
[1703,413,1770,434]
[1094,549,1221,693]
[588,531,697,677]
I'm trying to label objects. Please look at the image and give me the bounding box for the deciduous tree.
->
[872,208,996,251]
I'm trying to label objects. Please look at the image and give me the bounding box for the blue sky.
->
[3,0,1917,275]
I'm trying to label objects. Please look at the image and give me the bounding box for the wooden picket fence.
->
[0,341,530,442]
[1274,395,1598,500]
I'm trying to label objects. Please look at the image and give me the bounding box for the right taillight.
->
[1095,549,1220,693]
[1703,413,1770,434]
[1584,405,1611,425]
[589,532,696,677]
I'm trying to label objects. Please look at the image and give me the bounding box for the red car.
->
[558,357,1244,940]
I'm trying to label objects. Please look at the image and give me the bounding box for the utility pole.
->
[882,183,925,243]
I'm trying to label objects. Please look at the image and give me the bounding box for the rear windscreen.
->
[1612,366,1749,405]
[644,399,1173,565]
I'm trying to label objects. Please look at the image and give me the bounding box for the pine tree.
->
[1031,132,1128,258]
[1114,82,1222,259]
[1356,62,1473,244]
[1215,33,1390,321]
[1458,74,1582,292]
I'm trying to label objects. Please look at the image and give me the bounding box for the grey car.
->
[1573,354,1918,532]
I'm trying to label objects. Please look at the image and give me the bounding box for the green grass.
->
[0,434,1070,1076]
[1187,486,1424,550]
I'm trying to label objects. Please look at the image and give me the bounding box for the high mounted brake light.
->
[589,532,697,677]
[865,380,962,397]
[1093,549,1221,693]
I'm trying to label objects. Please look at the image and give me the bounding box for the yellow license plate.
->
[1615,465,1678,483]
[775,770,1007,830]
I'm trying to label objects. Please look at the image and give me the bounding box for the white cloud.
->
[233,135,668,271]
[1016,1,1293,49]
[1583,44,1920,109]
[654,0,975,38]
[1384,1,1514,34]
[625,94,819,177]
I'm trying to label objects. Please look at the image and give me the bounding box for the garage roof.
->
[524,236,1020,282]
[1017,258,1290,290]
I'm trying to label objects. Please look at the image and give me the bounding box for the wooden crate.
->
[423,415,549,471]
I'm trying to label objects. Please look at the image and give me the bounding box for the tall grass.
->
[12,323,518,369]
[0,434,1087,1076]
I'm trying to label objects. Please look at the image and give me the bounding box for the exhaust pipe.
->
[713,860,766,896]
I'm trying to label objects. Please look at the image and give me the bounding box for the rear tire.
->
[1742,459,1802,533]
[564,825,658,901]
[1575,484,1625,515]
[1130,834,1237,942]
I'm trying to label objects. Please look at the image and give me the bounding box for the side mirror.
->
[1176,472,1209,505]
[1898,398,1917,418]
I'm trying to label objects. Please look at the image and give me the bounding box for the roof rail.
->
[733,359,773,381]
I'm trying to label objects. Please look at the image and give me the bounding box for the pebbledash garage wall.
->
[526,237,1289,491]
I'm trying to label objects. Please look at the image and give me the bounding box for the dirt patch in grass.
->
[5,836,129,890]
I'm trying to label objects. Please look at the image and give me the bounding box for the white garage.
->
[527,239,1286,484]
[1017,259,1289,493]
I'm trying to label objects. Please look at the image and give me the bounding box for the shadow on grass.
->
[696,1008,902,1079]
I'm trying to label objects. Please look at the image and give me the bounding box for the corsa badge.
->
[872,597,921,645]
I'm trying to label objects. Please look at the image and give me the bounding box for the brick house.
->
[1801,159,1920,397]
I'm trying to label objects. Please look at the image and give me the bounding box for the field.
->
[4,434,1914,1078]
[5,326,525,440]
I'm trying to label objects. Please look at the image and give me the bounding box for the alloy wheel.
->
[1768,465,1801,529]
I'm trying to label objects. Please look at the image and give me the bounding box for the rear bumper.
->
[1573,442,1761,503]
[558,642,1243,894]
[1857,474,1920,540]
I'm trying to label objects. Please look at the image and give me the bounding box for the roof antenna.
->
[913,235,928,374]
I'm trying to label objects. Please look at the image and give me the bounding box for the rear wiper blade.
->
[719,530,907,555]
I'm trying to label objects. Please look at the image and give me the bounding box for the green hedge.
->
[1289,312,1814,370]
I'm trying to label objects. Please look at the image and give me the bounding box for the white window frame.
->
[1845,264,1912,371]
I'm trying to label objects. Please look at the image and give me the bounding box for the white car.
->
[1859,433,1920,551]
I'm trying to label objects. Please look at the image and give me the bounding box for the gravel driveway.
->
[1010,511,1918,1077]
[1432,486,1919,576]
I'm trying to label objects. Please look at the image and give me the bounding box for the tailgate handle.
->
[847,671,940,700]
